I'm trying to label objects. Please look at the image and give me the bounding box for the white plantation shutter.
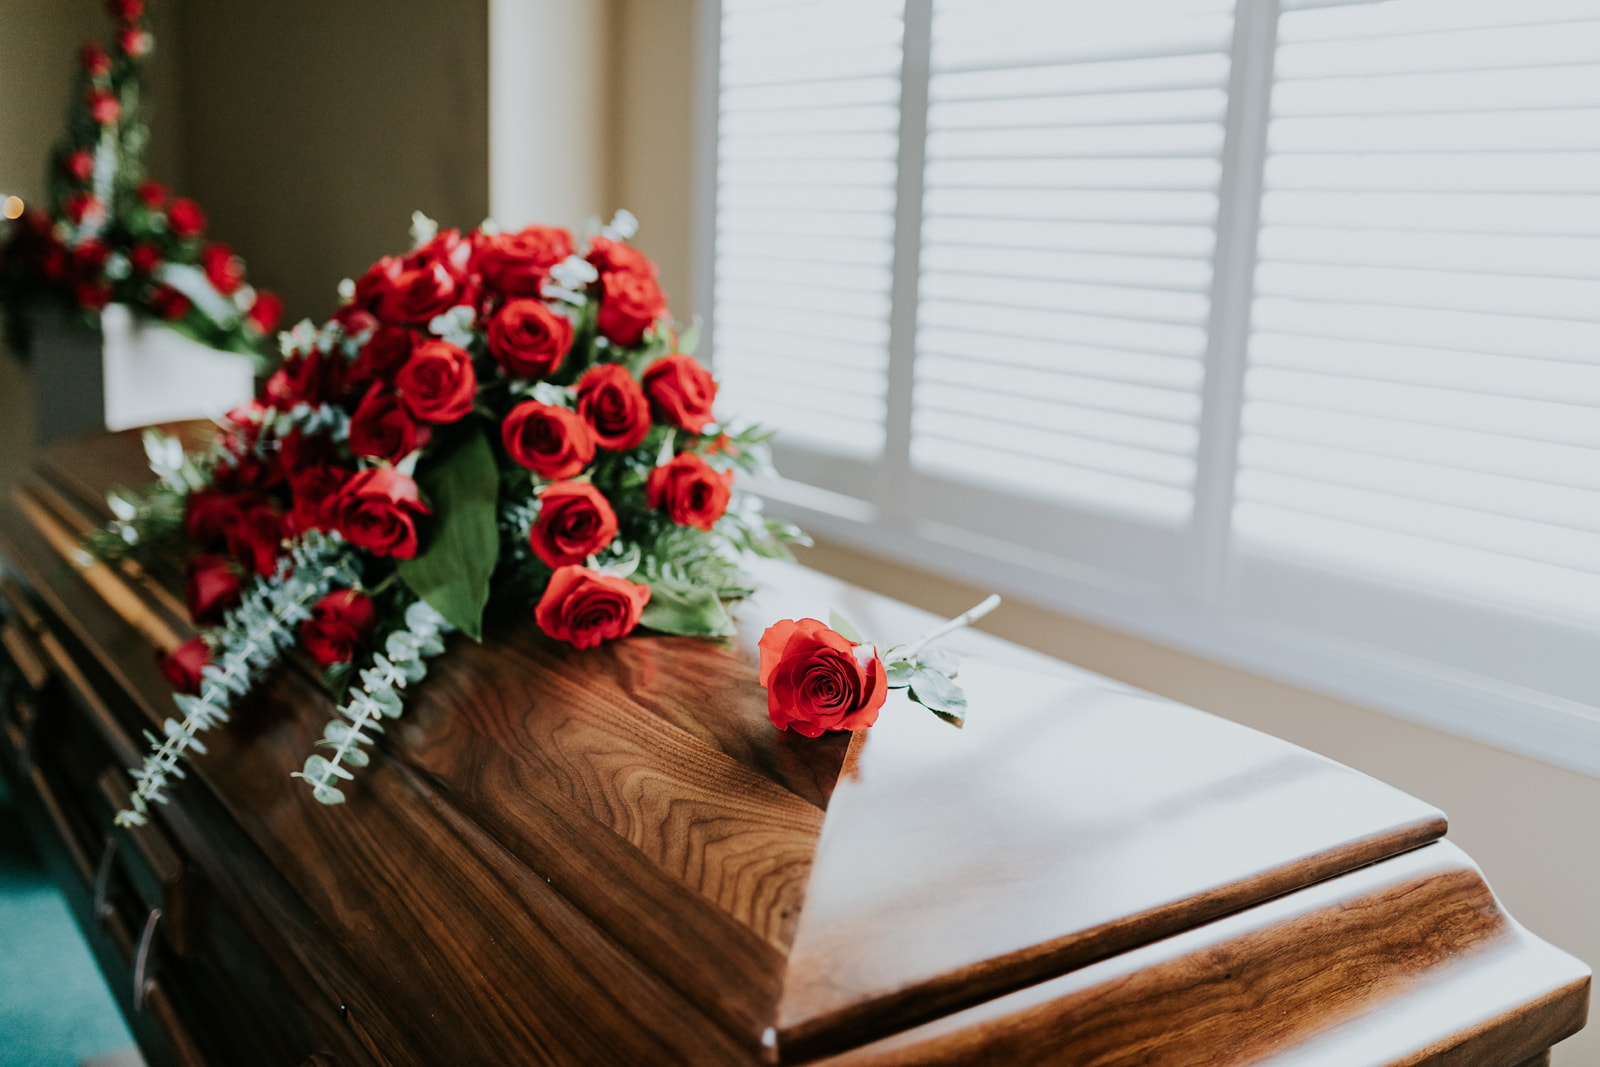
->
[703,0,1600,770]
[912,0,1234,534]
[1231,0,1600,706]
[713,0,904,482]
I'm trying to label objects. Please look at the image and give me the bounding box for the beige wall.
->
[171,0,489,323]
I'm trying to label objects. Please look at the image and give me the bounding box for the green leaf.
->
[828,609,865,645]
[885,661,915,688]
[908,667,967,728]
[640,580,736,637]
[917,646,960,678]
[397,428,501,640]
[677,316,702,355]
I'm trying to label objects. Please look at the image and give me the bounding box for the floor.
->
[0,778,141,1067]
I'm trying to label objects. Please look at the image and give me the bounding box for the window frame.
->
[692,0,1600,778]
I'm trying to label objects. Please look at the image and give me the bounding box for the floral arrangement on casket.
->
[94,209,812,825]
[0,0,281,363]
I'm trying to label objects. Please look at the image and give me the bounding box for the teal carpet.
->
[0,778,135,1067]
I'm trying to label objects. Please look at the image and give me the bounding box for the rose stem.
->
[902,594,1001,661]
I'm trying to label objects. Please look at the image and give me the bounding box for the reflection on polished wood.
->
[0,426,1587,1066]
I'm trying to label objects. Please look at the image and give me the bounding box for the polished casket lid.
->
[0,425,1585,1065]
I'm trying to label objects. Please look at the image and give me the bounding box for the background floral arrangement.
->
[93,208,804,826]
[0,0,280,362]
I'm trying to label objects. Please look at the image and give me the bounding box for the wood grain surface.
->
[0,425,1588,1066]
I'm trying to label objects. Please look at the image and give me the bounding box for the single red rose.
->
[348,384,425,463]
[575,363,651,451]
[62,191,102,226]
[64,149,94,184]
[246,290,282,334]
[149,284,192,321]
[586,235,658,279]
[486,299,572,380]
[595,270,666,349]
[404,228,475,281]
[348,325,414,389]
[335,467,430,559]
[184,554,243,625]
[74,281,111,311]
[108,0,145,22]
[478,224,573,298]
[86,88,119,125]
[331,304,377,337]
[118,27,152,57]
[642,353,717,434]
[647,451,733,531]
[300,590,378,666]
[166,197,206,238]
[200,242,243,295]
[501,401,596,480]
[528,482,618,568]
[351,254,400,313]
[81,42,112,76]
[288,465,351,536]
[396,339,476,423]
[534,565,650,650]
[156,636,209,695]
[265,348,342,408]
[370,229,476,325]
[137,179,165,209]
[224,499,287,577]
[128,242,161,275]
[758,619,888,737]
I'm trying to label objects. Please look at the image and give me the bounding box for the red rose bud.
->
[534,565,650,650]
[166,197,206,238]
[149,284,192,321]
[75,281,111,311]
[528,482,618,569]
[642,353,718,434]
[348,384,424,463]
[335,467,430,559]
[156,637,209,696]
[575,363,651,451]
[200,242,244,295]
[224,499,287,577]
[300,590,378,666]
[502,401,596,480]
[487,299,573,380]
[128,242,161,275]
[184,554,243,625]
[647,451,733,532]
[64,149,94,183]
[396,340,476,423]
[245,290,282,334]
[586,235,658,279]
[80,42,112,76]
[62,191,102,226]
[86,88,120,125]
[348,325,414,389]
[136,179,165,209]
[265,348,343,408]
[118,27,152,57]
[595,270,666,349]
[758,619,888,738]
[288,465,351,536]
[477,224,573,297]
[108,0,145,22]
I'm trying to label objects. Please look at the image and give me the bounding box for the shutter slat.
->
[1238,0,1600,622]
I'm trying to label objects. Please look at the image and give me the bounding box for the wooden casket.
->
[0,426,1589,1067]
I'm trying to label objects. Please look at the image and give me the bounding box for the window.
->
[704,0,1600,774]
